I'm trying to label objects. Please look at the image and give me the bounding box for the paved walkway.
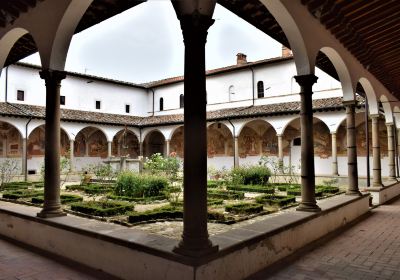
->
[252,197,400,280]
[0,237,113,280]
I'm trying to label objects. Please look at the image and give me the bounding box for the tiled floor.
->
[252,196,400,280]
[0,237,113,280]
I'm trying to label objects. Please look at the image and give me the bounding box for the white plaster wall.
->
[73,157,105,171]
[207,156,234,170]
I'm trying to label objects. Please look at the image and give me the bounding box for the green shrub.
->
[276,184,301,191]
[207,180,227,188]
[317,186,340,194]
[66,184,86,191]
[225,202,264,215]
[70,200,134,217]
[2,189,42,199]
[207,189,245,200]
[115,171,168,198]
[0,182,31,190]
[83,184,115,194]
[287,188,324,197]
[107,194,166,203]
[255,194,296,207]
[33,182,44,188]
[31,194,83,204]
[227,185,275,194]
[169,198,224,208]
[231,165,271,185]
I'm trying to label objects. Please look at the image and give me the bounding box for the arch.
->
[207,123,234,157]
[261,1,312,74]
[358,78,379,115]
[74,126,108,158]
[143,130,165,157]
[257,81,264,98]
[0,120,24,158]
[0,28,36,70]
[380,95,394,124]
[238,119,278,157]
[317,47,355,101]
[170,126,184,158]
[229,85,235,97]
[179,94,184,108]
[159,97,164,111]
[237,119,276,136]
[28,125,70,158]
[112,128,140,158]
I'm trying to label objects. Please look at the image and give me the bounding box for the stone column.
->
[277,134,283,169]
[37,70,66,218]
[165,140,170,157]
[234,136,239,168]
[371,114,383,187]
[85,141,89,157]
[117,141,121,156]
[173,12,218,257]
[69,139,74,172]
[294,74,321,212]
[344,101,361,195]
[107,141,112,159]
[331,132,338,176]
[139,141,144,157]
[22,138,27,180]
[387,123,396,181]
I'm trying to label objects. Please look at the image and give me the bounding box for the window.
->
[257,81,264,98]
[179,94,184,108]
[60,95,65,105]
[159,98,164,111]
[229,85,235,95]
[17,90,24,101]
[95,100,101,109]
[125,104,130,113]
[293,138,301,146]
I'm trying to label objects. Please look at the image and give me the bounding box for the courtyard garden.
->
[0,155,344,231]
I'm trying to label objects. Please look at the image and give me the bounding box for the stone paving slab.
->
[251,196,400,280]
[0,237,113,280]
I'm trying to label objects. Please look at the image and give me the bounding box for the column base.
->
[37,210,67,218]
[296,202,321,212]
[346,190,362,196]
[173,241,218,258]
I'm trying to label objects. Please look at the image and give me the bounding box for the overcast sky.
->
[22,1,281,84]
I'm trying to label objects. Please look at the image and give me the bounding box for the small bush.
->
[275,184,301,191]
[287,188,324,197]
[83,184,115,194]
[255,194,296,207]
[231,165,271,185]
[31,194,83,204]
[227,185,275,194]
[115,171,169,198]
[2,189,42,199]
[317,186,340,194]
[207,189,245,200]
[169,198,224,208]
[225,202,263,215]
[66,184,86,191]
[0,182,31,190]
[33,182,44,188]
[107,194,166,203]
[207,180,227,188]
[70,200,134,217]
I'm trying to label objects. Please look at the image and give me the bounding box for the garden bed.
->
[225,202,264,215]
[107,194,167,203]
[255,194,296,207]
[70,200,134,217]
[31,194,83,204]
[207,189,245,200]
[227,184,275,194]
[66,184,115,194]
[2,189,43,200]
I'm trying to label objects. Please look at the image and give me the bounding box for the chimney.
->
[236,53,247,65]
[282,45,292,57]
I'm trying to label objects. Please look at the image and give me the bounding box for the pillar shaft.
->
[107,141,112,158]
[294,74,320,212]
[69,140,74,172]
[277,134,283,168]
[139,141,143,157]
[22,138,27,180]
[37,70,66,218]
[165,140,170,157]
[174,12,217,257]
[344,101,361,195]
[371,115,383,187]
[387,123,396,181]
[331,133,338,176]
[234,136,239,168]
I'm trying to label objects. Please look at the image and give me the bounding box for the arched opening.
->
[143,130,165,157]
[159,98,164,111]
[0,121,23,159]
[28,125,70,158]
[179,94,184,108]
[170,126,184,158]
[257,81,264,98]
[207,123,233,157]
[112,128,140,159]
[74,127,107,158]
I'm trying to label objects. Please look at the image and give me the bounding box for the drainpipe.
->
[227,118,236,167]
[250,67,255,106]
[5,66,8,102]
[365,97,370,187]
[150,88,155,116]
[394,117,399,177]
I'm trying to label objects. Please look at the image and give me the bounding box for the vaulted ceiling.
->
[2,0,400,99]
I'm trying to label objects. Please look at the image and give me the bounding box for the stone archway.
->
[74,127,107,158]
[112,129,140,159]
[143,130,165,157]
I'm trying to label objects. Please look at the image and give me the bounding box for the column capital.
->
[386,122,394,127]
[342,100,357,107]
[39,69,66,86]
[294,74,318,88]
[370,114,381,119]
[330,131,337,135]
[179,11,214,44]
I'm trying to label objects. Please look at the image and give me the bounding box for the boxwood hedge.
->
[255,194,296,207]
[70,200,134,217]
[207,189,245,200]
[227,184,275,194]
[225,202,264,215]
